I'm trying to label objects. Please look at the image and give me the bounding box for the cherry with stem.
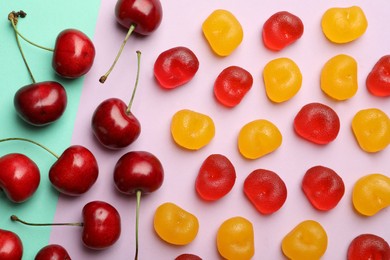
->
[92,51,142,149]
[9,10,95,79]
[99,0,163,83]
[10,200,121,250]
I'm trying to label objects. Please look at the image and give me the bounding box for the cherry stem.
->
[9,12,36,84]
[126,50,142,114]
[8,11,54,52]
[134,190,141,260]
[11,215,83,227]
[99,23,136,83]
[0,137,60,159]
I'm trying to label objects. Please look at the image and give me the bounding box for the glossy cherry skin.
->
[49,145,99,196]
[91,98,141,149]
[0,153,40,203]
[35,244,71,260]
[14,81,67,126]
[114,151,164,195]
[82,201,121,250]
[115,0,163,35]
[52,29,96,78]
[0,229,23,260]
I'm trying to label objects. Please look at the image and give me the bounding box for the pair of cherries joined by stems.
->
[9,11,95,127]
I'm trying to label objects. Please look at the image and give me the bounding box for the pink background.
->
[50,1,390,259]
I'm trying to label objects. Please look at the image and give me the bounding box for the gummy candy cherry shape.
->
[99,0,163,83]
[9,12,67,126]
[9,11,95,79]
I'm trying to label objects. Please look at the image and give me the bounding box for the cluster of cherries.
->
[1,2,390,260]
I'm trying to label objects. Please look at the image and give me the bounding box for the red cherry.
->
[52,29,96,79]
[81,201,121,250]
[114,151,164,194]
[100,0,163,83]
[175,253,203,260]
[115,0,163,35]
[154,46,199,89]
[262,11,304,51]
[92,52,142,149]
[0,153,40,203]
[92,98,141,149]
[214,66,253,107]
[0,229,23,260]
[302,165,345,211]
[49,145,99,196]
[244,169,287,215]
[113,150,164,258]
[366,55,390,97]
[195,154,236,201]
[347,234,390,260]
[35,244,71,260]
[14,81,67,126]
[294,102,340,145]
[11,201,121,250]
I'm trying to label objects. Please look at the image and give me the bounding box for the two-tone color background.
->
[1,1,389,259]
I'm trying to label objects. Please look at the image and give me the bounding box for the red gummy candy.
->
[214,66,253,107]
[366,55,390,97]
[302,165,345,211]
[195,154,236,201]
[262,11,304,51]
[244,169,287,215]
[154,46,199,89]
[294,102,340,144]
[175,253,203,260]
[347,234,390,260]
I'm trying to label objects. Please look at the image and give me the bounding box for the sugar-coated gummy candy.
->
[321,54,358,100]
[195,154,236,201]
[351,108,390,153]
[347,234,390,260]
[202,9,243,56]
[154,46,199,89]
[263,57,302,103]
[217,216,254,260]
[352,173,390,217]
[214,66,253,107]
[153,202,199,245]
[282,220,328,260]
[302,165,345,211]
[294,102,340,145]
[262,11,304,51]
[366,55,390,97]
[171,109,215,150]
[321,6,368,44]
[244,169,287,215]
[238,119,282,159]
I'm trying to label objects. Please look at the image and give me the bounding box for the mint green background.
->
[0,1,101,259]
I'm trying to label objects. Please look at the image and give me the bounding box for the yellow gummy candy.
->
[238,119,282,159]
[154,202,199,245]
[352,108,390,152]
[263,57,302,103]
[171,109,215,150]
[282,220,328,260]
[217,216,254,260]
[352,174,390,217]
[202,9,243,56]
[321,54,358,100]
[321,6,368,44]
